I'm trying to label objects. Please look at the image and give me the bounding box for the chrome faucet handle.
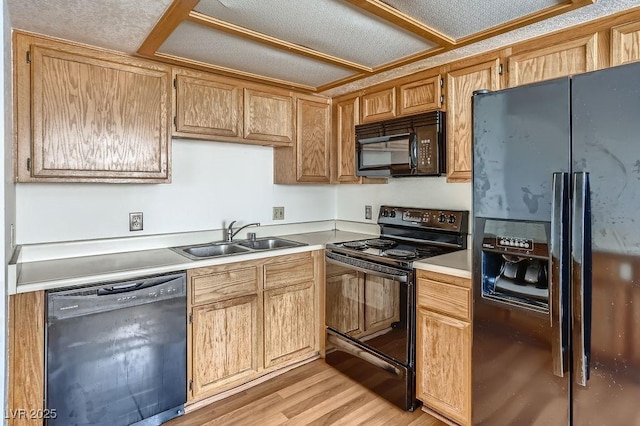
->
[226,221,237,242]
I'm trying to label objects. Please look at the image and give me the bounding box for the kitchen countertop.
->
[413,249,472,279]
[14,230,378,293]
[14,230,472,293]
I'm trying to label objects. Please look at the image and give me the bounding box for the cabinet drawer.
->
[191,266,258,305]
[418,278,471,321]
[264,253,314,290]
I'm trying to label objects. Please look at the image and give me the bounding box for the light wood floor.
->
[167,360,445,426]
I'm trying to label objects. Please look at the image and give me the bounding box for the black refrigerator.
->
[472,61,640,425]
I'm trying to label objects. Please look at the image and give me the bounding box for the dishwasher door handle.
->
[97,275,182,295]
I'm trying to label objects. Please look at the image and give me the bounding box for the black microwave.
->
[355,111,445,177]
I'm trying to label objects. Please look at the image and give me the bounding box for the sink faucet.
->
[226,221,260,242]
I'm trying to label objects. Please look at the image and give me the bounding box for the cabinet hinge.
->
[440,94,444,104]
[188,313,193,324]
[173,78,177,89]
[26,158,31,171]
[499,63,504,75]
[440,78,444,88]
[174,116,177,128]
[26,51,31,64]
[189,380,193,392]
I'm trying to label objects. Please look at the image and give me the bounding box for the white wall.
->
[336,177,472,223]
[2,1,15,421]
[15,140,336,244]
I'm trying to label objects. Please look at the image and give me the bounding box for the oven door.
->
[356,133,417,177]
[325,252,413,365]
[324,251,417,410]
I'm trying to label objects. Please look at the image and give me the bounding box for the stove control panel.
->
[379,206,468,233]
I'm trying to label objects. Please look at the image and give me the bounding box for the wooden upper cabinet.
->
[446,57,501,182]
[361,87,396,123]
[398,75,442,115]
[507,34,599,87]
[333,95,360,183]
[15,32,171,183]
[611,21,640,66]
[244,88,294,146]
[273,94,330,184]
[173,68,242,140]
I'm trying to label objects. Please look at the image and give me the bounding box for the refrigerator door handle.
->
[550,172,569,378]
[572,172,592,387]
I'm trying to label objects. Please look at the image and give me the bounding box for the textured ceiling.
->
[7,0,640,92]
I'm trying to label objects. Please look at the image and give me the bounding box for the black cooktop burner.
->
[384,248,418,259]
[364,238,397,249]
[343,241,368,250]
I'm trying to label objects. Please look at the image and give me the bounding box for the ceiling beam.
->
[343,0,455,48]
[137,0,201,56]
[187,12,373,73]
[456,0,596,45]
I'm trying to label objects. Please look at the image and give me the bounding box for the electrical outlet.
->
[129,212,143,231]
[273,206,285,220]
[365,205,372,220]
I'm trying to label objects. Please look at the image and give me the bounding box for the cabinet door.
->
[295,97,331,183]
[416,308,471,426]
[190,295,259,399]
[333,95,361,183]
[363,275,399,334]
[446,58,501,182]
[244,88,294,146]
[611,21,640,66]
[174,70,242,140]
[361,87,396,123]
[264,281,316,369]
[27,43,170,182]
[508,34,598,87]
[398,75,442,116]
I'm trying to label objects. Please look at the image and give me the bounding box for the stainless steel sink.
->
[170,237,306,260]
[236,237,305,250]
[171,242,252,260]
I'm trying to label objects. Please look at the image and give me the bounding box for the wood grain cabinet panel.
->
[508,34,599,87]
[264,281,316,369]
[191,265,258,305]
[446,57,501,182]
[191,295,260,399]
[8,292,45,426]
[333,95,361,183]
[274,95,331,184]
[361,87,396,123]
[611,21,640,66]
[398,76,442,115]
[416,271,471,425]
[263,253,315,290]
[15,33,171,183]
[244,88,294,146]
[416,308,471,426]
[174,69,242,140]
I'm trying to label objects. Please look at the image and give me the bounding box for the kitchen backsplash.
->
[16,139,472,246]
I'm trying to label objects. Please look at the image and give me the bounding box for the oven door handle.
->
[325,256,409,283]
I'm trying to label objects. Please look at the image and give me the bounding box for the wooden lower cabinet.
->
[191,295,260,398]
[188,251,320,402]
[416,270,472,426]
[264,281,316,368]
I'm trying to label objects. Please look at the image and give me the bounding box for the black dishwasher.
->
[45,272,187,426]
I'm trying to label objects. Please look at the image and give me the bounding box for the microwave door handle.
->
[358,133,412,144]
[410,133,418,169]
